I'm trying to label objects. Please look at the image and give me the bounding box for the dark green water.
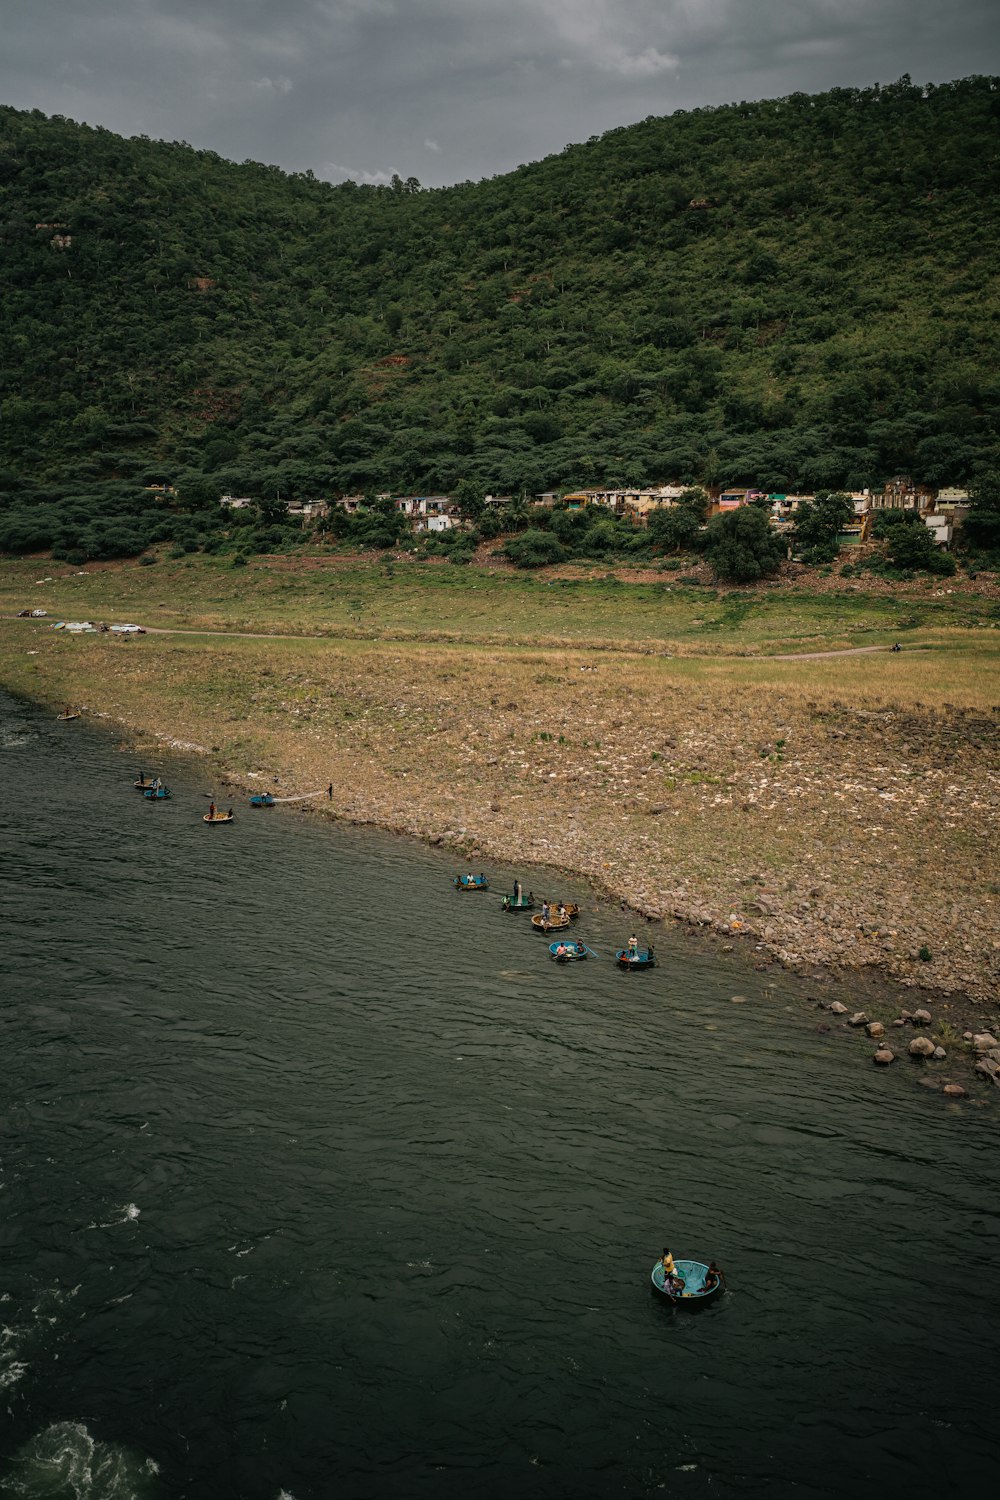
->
[2,689,998,1499]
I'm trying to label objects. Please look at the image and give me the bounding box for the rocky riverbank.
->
[3,617,998,1089]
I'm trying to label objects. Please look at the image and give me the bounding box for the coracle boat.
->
[249,793,275,808]
[501,892,535,912]
[133,775,158,791]
[651,1259,725,1306]
[454,874,489,891]
[203,811,234,824]
[56,712,79,721]
[531,912,571,933]
[548,940,590,962]
[616,946,656,970]
[143,785,171,800]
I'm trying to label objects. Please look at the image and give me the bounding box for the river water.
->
[1,689,998,1499]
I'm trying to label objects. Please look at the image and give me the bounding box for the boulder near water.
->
[943,1084,967,1098]
[909,1036,936,1058]
[867,1022,886,1039]
[848,1011,869,1027]
[873,1048,895,1066]
[829,1001,848,1015]
[973,1033,999,1052]
[912,1009,933,1025]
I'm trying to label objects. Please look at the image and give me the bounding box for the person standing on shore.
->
[327,783,333,799]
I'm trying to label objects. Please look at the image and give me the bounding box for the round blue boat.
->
[651,1259,724,1305]
[548,940,589,962]
[454,874,489,891]
[143,786,171,800]
[616,947,655,970]
[501,893,535,911]
[249,793,275,807]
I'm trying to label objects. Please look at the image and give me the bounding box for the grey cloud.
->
[2,1,997,185]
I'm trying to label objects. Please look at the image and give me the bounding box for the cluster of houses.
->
[217,476,973,547]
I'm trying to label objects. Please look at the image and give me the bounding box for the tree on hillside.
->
[963,471,1000,554]
[647,487,709,552]
[792,490,853,563]
[701,505,785,583]
[873,508,956,574]
[453,478,485,521]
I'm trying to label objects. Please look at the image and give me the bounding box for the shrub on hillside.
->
[503,528,570,568]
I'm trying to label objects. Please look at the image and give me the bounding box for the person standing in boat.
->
[704,1262,721,1291]
[660,1248,676,1277]
[513,879,522,902]
[628,934,639,957]
[541,900,550,923]
[209,802,216,819]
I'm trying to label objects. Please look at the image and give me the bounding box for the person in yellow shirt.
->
[660,1248,676,1277]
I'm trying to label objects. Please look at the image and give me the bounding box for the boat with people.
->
[249,793,275,808]
[454,873,489,891]
[501,893,535,911]
[651,1258,725,1306]
[203,810,235,824]
[532,911,571,933]
[616,945,656,970]
[56,708,79,721]
[548,940,590,962]
[133,774,159,790]
[143,784,171,800]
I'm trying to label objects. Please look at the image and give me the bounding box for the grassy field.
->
[3,553,998,1007]
[2,551,998,654]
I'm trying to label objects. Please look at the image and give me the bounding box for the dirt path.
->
[7,618,927,661]
[767,644,926,660]
[142,627,917,661]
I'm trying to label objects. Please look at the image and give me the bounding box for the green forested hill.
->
[1,75,999,556]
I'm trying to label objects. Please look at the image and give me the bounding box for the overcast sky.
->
[4,1,998,186]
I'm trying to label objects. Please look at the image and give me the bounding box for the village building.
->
[286,500,329,520]
[873,475,935,512]
[392,495,462,532]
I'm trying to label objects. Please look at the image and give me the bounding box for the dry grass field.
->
[3,552,998,1006]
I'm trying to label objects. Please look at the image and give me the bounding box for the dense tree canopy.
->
[700,506,787,583]
[1,75,999,557]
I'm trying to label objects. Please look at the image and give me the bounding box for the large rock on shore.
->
[848,1011,868,1027]
[973,1033,999,1052]
[873,1048,895,1066]
[866,1021,885,1039]
[912,1009,933,1025]
[829,1001,848,1015]
[908,1036,936,1058]
[975,1057,1000,1085]
[943,1083,967,1098]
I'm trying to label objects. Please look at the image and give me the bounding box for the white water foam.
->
[4,1421,159,1498]
[88,1205,141,1229]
